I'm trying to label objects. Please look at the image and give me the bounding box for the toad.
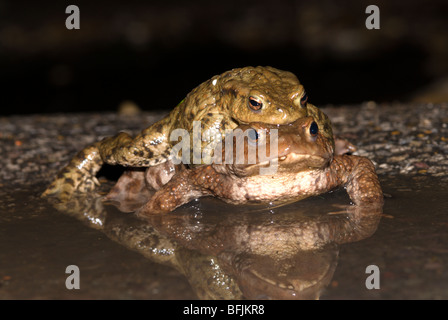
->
[107,116,383,214]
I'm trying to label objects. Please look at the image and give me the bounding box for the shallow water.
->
[1,175,447,299]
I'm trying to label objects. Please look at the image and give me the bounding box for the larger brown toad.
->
[42,66,335,200]
[107,116,383,214]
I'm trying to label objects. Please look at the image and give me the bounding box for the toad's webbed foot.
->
[137,170,202,215]
[103,169,154,212]
[137,166,223,215]
[42,144,103,200]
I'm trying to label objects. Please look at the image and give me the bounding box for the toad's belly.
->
[223,170,332,204]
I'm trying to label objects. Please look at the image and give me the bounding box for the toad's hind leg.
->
[42,143,103,200]
[42,117,173,200]
[97,124,173,168]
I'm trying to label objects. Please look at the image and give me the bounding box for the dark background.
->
[0,0,447,115]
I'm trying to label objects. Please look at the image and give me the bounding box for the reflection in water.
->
[48,193,382,299]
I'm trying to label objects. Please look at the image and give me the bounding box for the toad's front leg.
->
[330,155,384,206]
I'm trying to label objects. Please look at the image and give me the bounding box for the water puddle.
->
[1,175,447,299]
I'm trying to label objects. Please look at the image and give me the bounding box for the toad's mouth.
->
[278,152,331,166]
[237,152,332,175]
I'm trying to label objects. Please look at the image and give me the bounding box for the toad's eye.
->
[309,121,318,137]
[247,128,259,146]
[300,92,308,107]
[248,96,263,111]
[248,128,259,141]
